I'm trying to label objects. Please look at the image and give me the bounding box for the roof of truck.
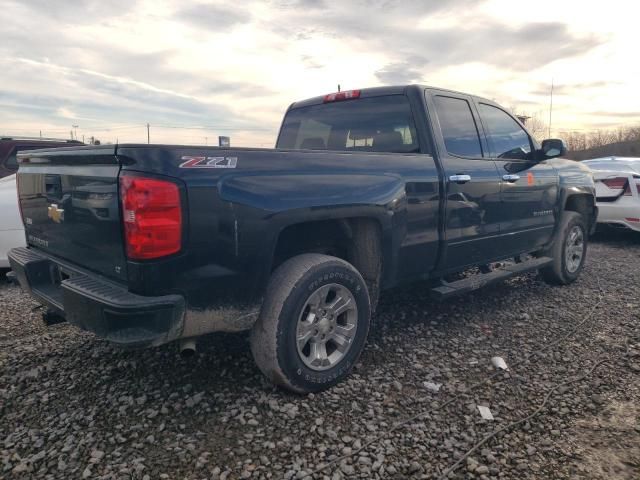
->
[289,84,494,109]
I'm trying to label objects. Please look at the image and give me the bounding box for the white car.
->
[0,174,26,267]
[582,157,640,232]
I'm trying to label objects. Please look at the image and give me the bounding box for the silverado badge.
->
[47,203,65,223]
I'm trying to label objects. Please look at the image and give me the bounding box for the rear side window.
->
[433,96,483,158]
[5,151,18,170]
[478,103,533,160]
[4,146,46,170]
[277,95,422,154]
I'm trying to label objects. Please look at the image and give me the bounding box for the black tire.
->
[250,254,371,394]
[540,211,588,285]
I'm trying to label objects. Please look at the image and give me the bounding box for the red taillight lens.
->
[323,89,361,103]
[601,177,631,195]
[119,175,182,260]
[601,177,627,189]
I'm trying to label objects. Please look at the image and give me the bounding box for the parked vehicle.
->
[8,85,597,393]
[0,175,24,267]
[0,137,83,178]
[582,157,640,232]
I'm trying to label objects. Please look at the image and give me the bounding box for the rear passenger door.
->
[427,90,503,272]
[475,102,558,255]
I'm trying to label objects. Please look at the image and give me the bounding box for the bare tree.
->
[509,107,548,141]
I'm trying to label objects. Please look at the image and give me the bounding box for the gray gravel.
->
[1,230,639,479]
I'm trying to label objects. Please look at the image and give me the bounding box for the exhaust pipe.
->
[179,338,197,357]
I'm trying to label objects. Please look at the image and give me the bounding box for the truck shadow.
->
[590,227,640,246]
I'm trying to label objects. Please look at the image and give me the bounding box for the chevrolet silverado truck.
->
[9,85,597,393]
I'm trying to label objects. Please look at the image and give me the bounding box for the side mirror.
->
[540,138,568,159]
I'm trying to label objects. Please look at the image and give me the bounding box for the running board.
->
[431,256,553,300]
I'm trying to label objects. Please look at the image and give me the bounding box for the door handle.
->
[502,174,520,183]
[449,174,471,184]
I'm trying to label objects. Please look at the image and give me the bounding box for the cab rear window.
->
[277,95,422,154]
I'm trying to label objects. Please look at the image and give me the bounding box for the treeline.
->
[559,125,640,153]
[515,109,640,160]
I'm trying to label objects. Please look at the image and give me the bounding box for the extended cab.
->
[9,85,597,393]
[0,137,83,178]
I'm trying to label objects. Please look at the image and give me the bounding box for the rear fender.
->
[218,172,405,287]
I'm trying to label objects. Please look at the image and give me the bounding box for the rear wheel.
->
[540,211,588,285]
[250,254,371,393]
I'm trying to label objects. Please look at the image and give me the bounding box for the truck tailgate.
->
[17,146,127,282]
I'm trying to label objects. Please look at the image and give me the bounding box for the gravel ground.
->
[1,231,639,480]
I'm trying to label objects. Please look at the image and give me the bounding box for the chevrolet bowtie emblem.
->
[48,203,64,223]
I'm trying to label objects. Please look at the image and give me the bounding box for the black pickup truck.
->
[9,85,596,393]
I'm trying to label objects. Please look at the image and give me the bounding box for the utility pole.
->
[39,130,42,139]
[72,125,78,140]
[146,123,150,144]
[548,78,554,138]
[337,84,341,92]
[82,134,85,144]
[205,136,208,145]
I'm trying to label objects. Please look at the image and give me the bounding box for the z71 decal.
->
[179,156,238,169]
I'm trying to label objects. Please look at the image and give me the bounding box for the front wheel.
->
[250,254,371,393]
[540,211,588,285]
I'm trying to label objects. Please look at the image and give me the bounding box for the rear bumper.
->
[8,247,185,347]
[596,201,640,232]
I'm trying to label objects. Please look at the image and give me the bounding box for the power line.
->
[548,77,554,138]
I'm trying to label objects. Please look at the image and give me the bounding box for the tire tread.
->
[250,254,369,393]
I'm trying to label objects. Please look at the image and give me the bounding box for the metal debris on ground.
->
[491,356,509,371]
[477,405,495,420]
[423,381,442,393]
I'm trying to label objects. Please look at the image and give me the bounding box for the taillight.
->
[601,177,631,195]
[119,175,182,260]
[323,90,361,103]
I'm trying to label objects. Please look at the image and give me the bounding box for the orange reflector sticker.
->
[527,172,534,185]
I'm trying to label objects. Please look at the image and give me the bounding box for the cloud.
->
[7,0,138,22]
[374,54,430,84]
[300,55,324,69]
[269,0,328,10]
[588,111,640,119]
[278,15,603,72]
[176,2,251,29]
[375,62,426,85]
[264,0,604,73]
[56,107,78,119]
[1,58,254,131]
[0,0,633,142]
[530,80,620,97]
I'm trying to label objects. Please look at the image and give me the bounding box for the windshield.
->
[277,95,422,154]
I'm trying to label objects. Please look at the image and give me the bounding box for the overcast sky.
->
[1,0,638,146]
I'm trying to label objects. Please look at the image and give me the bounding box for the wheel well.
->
[564,194,594,224]
[272,218,383,308]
